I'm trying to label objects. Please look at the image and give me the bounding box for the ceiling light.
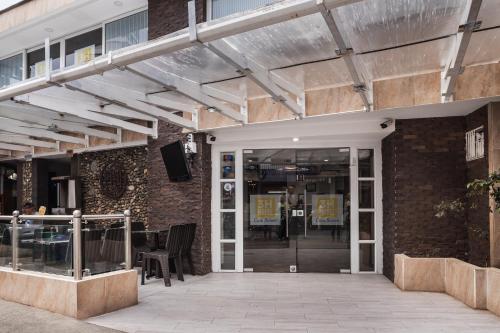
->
[208,107,216,113]
[44,27,53,33]
[113,1,123,6]
[292,137,299,142]
[324,159,329,162]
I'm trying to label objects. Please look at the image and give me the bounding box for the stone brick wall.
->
[77,147,148,225]
[18,161,32,206]
[146,121,212,274]
[465,106,490,267]
[147,0,212,275]
[382,117,469,280]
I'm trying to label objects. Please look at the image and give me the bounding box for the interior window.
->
[27,43,61,78]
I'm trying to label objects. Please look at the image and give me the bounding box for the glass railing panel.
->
[82,220,125,276]
[16,221,72,276]
[0,222,12,267]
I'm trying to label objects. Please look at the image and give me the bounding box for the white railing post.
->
[124,210,132,270]
[72,210,82,280]
[11,210,19,271]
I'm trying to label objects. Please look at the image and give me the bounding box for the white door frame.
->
[211,138,383,274]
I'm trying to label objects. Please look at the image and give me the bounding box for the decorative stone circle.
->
[99,162,128,200]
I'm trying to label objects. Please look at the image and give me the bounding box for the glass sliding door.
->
[243,148,351,273]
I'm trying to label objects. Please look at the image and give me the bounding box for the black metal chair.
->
[131,222,152,267]
[179,223,197,276]
[141,224,184,287]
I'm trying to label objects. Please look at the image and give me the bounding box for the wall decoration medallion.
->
[99,162,128,199]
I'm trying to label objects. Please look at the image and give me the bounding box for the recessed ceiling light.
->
[292,137,299,142]
[44,27,53,33]
[113,1,123,6]
[324,159,329,162]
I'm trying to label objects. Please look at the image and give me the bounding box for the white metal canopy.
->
[0,0,498,156]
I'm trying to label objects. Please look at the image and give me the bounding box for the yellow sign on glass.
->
[250,194,281,226]
[75,45,95,65]
[312,194,343,226]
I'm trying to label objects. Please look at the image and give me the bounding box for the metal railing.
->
[0,209,132,280]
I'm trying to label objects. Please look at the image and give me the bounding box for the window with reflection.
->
[27,43,60,78]
[211,0,277,19]
[0,54,22,88]
[105,10,148,52]
[65,28,103,67]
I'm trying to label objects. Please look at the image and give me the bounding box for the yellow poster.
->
[250,194,281,226]
[75,45,95,65]
[312,194,343,226]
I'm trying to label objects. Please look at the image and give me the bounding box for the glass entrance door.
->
[243,148,351,273]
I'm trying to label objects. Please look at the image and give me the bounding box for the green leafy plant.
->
[435,170,500,218]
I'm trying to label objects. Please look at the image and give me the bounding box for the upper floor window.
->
[466,126,485,161]
[105,10,148,52]
[65,28,103,67]
[0,54,22,88]
[27,43,60,78]
[211,0,277,19]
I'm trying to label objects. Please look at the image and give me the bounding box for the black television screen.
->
[160,141,192,182]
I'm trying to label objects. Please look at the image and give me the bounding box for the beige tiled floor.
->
[87,273,500,333]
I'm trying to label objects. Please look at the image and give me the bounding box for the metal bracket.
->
[353,83,367,93]
[335,48,353,57]
[458,20,482,32]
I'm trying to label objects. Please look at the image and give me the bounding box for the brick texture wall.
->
[382,117,469,280]
[146,122,212,274]
[148,0,206,40]
[147,0,212,275]
[465,106,490,267]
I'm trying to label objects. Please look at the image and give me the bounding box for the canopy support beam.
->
[316,0,372,111]
[13,93,155,137]
[188,1,304,119]
[441,0,483,102]
[125,62,245,123]
[0,135,57,149]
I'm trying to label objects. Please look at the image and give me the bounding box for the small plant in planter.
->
[434,170,500,218]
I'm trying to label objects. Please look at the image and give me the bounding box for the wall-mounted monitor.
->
[160,141,192,182]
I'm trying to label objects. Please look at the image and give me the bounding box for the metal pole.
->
[11,210,19,271]
[124,210,132,270]
[72,210,82,280]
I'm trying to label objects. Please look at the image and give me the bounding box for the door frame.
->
[211,138,383,274]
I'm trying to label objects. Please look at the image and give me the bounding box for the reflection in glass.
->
[359,243,375,271]
[221,182,236,209]
[27,43,61,78]
[65,28,103,67]
[0,54,23,88]
[105,10,148,52]
[358,149,374,178]
[221,212,235,239]
[359,181,374,209]
[359,212,374,240]
[221,243,235,270]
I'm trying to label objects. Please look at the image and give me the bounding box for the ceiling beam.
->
[0,105,119,141]
[0,118,85,144]
[187,1,303,118]
[0,142,32,153]
[441,0,483,102]
[0,134,57,149]
[13,93,155,137]
[125,62,245,123]
[66,78,197,130]
[316,0,372,111]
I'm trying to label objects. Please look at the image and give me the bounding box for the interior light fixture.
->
[324,159,329,162]
[292,137,299,142]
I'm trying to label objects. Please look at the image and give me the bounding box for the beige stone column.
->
[489,103,500,267]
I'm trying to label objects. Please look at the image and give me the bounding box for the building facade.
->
[0,0,499,280]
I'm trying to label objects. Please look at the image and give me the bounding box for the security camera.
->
[380,119,393,129]
[207,135,216,143]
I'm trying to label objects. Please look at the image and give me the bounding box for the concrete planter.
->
[394,254,499,316]
[0,268,138,319]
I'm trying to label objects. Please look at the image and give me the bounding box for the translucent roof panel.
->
[100,69,164,93]
[273,58,352,91]
[154,45,239,84]
[477,0,500,29]
[464,29,500,66]
[222,13,338,69]
[360,37,453,81]
[206,77,269,100]
[335,0,467,53]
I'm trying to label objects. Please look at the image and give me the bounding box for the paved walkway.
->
[87,273,500,333]
[0,299,120,333]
